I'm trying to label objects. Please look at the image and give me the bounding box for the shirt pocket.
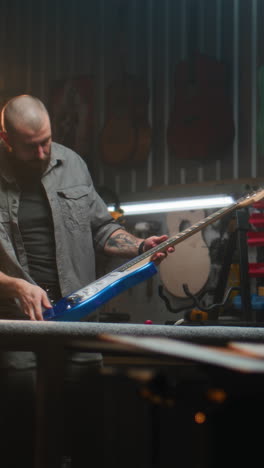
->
[57,186,93,232]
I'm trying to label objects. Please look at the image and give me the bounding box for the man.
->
[0,94,175,465]
[0,94,172,321]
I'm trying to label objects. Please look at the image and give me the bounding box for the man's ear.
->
[0,131,8,144]
[0,131,12,151]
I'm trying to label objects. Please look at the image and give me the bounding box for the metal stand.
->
[235,208,253,322]
[211,207,253,322]
[159,207,259,325]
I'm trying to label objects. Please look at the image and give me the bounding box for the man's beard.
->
[10,154,51,189]
[11,154,51,181]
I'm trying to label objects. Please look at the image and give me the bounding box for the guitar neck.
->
[120,188,264,274]
[45,188,264,322]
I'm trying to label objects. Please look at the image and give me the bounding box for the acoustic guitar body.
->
[100,116,136,166]
[100,73,152,167]
[133,121,152,164]
[167,54,234,160]
[159,210,211,298]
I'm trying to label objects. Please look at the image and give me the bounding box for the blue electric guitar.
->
[43,188,264,321]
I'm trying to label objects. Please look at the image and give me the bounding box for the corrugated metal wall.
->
[0,0,263,199]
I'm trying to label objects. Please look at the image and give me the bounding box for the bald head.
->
[3,95,50,135]
[0,95,52,176]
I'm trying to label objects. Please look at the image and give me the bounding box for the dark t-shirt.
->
[18,178,59,286]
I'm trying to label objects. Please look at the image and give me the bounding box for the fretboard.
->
[118,186,264,273]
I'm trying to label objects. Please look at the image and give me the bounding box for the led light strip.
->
[108,195,234,216]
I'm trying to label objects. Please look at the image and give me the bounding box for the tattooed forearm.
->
[104,230,141,258]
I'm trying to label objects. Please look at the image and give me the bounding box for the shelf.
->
[247,231,264,246]
[252,201,264,209]
[249,263,264,277]
[249,213,264,227]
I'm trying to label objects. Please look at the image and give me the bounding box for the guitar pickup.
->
[66,293,83,305]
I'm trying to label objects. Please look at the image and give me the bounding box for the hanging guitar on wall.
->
[167,0,235,160]
[99,2,151,168]
[159,210,211,298]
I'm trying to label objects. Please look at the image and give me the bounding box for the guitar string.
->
[65,187,263,303]
[118,188,264,273]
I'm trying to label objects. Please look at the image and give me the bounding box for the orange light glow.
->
[194,412,206,424]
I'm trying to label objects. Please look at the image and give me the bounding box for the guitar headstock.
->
[238,187,264,208]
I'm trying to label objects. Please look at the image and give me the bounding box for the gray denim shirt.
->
[0,142,123,318]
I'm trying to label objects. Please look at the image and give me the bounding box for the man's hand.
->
[10,279,52,321]
[143,235,175,265]
[105,229,174,263]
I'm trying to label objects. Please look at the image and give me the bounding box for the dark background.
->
[0,0,263,198]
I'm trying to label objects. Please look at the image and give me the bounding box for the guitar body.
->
[167,54,235,159]
[133,121,152,163]
[132,77,152,163]
[43,262,157,322]
[159,211,210,298]
[100,73,151,167]
[100,116,136,165]
[50,76,94,157]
